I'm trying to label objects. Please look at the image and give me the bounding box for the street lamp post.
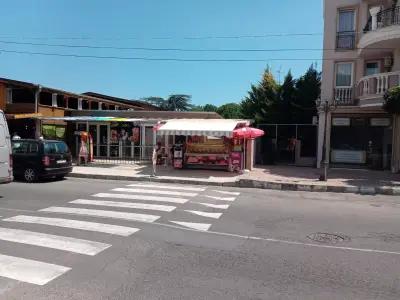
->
[317,98,336,181]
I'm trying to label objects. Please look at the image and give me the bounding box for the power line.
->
[0,40,394,53]
[0,48,327,62]
[0,32,323,41]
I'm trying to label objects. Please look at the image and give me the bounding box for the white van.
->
[0,110,13,184]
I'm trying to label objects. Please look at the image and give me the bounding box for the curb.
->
[67,173,400,196]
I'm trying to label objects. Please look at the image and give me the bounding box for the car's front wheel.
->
[24,168,37,183]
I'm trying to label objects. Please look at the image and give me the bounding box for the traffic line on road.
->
[196,203,230,210]
[211,190,240,196]
[70,199,176,212]
[170,221,211,231]
[184,210,223,219]
[204,195,236,202]
[40,206,160,223]
[3,215,140,237]
[112,188,198,197]
[0,227,111,256]
[93,193,188,204]
[0,254,71,285]
[127,183,205,192]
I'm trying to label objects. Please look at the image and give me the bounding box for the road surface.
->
[0,177,399,299]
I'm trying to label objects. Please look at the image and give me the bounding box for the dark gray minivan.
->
[12,139,72,182]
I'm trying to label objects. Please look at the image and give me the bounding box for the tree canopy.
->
[143,94,192,111]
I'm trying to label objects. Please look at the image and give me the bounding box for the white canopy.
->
[156,119,249,137]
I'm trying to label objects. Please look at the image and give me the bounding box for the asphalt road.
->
[0,177,399,299]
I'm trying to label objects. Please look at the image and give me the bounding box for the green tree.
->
[278,71,296,123]
[293,65,321,123]
[241,68,279,123]
[217,103,242,119]
[203,104,218,112]
[143,94,192,111]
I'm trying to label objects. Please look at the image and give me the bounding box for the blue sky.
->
[0,0,323,106]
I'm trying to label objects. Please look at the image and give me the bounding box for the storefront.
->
[156,119,254,171]
[330,115,393,169]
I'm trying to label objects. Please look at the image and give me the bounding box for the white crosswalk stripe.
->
[93,193,188,204]
[184,210,223,219]
[40,206,160,223]
[0,254,71,285]
[4,215,140,237]
[196,203,230,209]
[170,221,211,231]
[204,195,236,202]
[71,199,176,212]
[0,228,111,256]
[127,183,205,192]
[211,190,240,196]
[112,188,198,197]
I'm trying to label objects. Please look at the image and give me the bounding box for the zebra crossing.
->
[0,182,240,286]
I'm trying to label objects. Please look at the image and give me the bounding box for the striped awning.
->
[156,119,249,137]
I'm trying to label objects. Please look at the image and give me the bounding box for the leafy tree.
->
[383,86,400,114]
[241,68,279,123]
[217,103,242,119]
[190,105,204,112]
[293,65,321,123]
[142,94,192,111]
[278,71,296,123]
[203,104,218,112]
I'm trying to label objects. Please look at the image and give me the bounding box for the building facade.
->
[318,0,400,172]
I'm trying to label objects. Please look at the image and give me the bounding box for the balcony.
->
[359,6,400,53]
[334,87,356,106]
[357,71,400,107]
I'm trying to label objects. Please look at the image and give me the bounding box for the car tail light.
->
[42,156,50,166]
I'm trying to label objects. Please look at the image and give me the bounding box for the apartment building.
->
[318,0,400,172]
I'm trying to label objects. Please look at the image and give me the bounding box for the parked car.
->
[0,110,13,184]
[12,139,72,182]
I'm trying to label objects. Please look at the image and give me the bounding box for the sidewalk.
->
[69,163,400,195]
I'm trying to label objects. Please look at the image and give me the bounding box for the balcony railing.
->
[364,6,400,32]
[357,71,400,99]
[334,87,356,105]
[336,31,356,50]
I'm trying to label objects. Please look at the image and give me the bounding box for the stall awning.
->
[156,119,249,137]
[38,116,146,122]
[6,113,43,120]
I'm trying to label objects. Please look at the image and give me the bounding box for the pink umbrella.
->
[232,127,264,171]
[233,127,265,139]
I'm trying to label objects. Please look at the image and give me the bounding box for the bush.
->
[383,86,400,114]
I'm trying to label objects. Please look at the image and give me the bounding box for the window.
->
[335,62,353,87]
[337,9,356,49]
[12,142,29,154]
[44,142,69,154]
[365,62,380,76]
[29,143,39,153]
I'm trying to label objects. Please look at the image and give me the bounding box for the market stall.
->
[156,119,263,172]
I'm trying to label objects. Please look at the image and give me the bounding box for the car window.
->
[44,142,69,154]
[12,142,29,154]
[29,143,39,153]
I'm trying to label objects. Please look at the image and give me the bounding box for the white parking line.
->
[0,228,111,256]
[127,184,205,192]
[93,193,188,204]
[170,221,211,231]
[205,195,236,202]
[184,210,223,219]
[71,199,176,212]
[4,215,140,237]
[211,190,240,196]
[196,203,230,210]
[0,254,71,285]
[40,206,160,223]
[112,188,198,197]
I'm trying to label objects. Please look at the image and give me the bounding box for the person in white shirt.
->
[12,133,21,140]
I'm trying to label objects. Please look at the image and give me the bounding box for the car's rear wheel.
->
[24,168,37,183]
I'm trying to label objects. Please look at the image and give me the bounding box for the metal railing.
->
[336,31,356,50]
[364,6,400,32]
[357,71,400,98]
[334,87,356,106]
[89,144,154,164]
